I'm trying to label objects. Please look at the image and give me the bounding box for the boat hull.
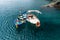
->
[15,19,26,28]
[26,14,40,27]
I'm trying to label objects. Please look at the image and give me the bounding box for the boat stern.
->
[36,22,40,27]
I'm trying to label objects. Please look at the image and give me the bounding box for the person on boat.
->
[27,14,34,19]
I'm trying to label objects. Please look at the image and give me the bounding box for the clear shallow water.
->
[0,0,60,40]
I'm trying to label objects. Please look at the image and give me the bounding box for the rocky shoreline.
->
[42,1,60,8]
[43,2,56,7]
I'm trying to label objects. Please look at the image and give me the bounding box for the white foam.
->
[27,10,42,14]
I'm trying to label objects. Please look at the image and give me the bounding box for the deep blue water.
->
[0,0,60,40]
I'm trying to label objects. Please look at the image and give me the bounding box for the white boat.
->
[26,14,40,27]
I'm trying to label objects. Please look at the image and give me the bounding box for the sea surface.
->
[0,0,60,40]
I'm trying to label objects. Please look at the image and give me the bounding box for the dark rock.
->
[54,2,60,8]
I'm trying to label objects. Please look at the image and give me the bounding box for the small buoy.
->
[36,22,40,27]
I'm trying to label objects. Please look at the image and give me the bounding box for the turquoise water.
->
[0,0,60,40]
